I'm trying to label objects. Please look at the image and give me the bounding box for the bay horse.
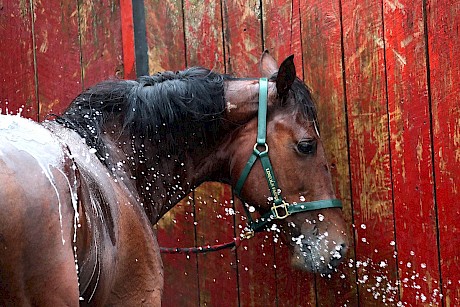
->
[0,52,348,306]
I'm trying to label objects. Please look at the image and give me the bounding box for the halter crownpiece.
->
[234,77,343,237]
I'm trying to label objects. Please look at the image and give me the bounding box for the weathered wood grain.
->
[144,0,186,73]
[300,0,359,305]
[341,0,399,304]
[262,0,303,72]
[182,2,239,305]
[0,0,37,119]
[263,1,316,306]
[427,0,460,305]
[78,0,124,87]
[234,198,278,306]
[143,1,199,305]
[222,0,263,76]
[194,183,239,306]
[120,0,136,79]
[33,0,82,118]
[156,196,200,305]
[184,0,225,72]
[383,0,442,305]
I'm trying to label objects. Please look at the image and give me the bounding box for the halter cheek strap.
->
[234,78,342,237]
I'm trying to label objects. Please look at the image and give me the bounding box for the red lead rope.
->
[160,236,244,254]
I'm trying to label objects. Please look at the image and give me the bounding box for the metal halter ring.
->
[253,142,268,154]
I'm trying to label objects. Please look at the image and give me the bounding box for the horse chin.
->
[289,239,347,275]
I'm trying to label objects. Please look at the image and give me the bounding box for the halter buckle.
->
[272,201,290,219]
[243,230,255,239]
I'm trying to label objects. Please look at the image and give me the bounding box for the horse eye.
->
[296,140,316,155]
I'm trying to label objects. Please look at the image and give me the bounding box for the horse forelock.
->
[57,67,226,164]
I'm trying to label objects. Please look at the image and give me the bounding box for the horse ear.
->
[276,55,296,98]
[259,50,278,77]
[224,80,260,123]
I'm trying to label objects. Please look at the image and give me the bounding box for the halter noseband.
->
[234,78,342,238]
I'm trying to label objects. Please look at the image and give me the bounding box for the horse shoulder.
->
[49,124,163,305]
[0,116,80,306]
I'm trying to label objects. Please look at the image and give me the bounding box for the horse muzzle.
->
[290,231,348,274]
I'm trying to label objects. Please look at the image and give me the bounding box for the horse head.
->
[221,52,348,274]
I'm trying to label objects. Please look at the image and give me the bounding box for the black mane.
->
[56,67,318,165]
[57,67,226,162]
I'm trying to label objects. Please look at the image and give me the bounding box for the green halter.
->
[234,77,342,237]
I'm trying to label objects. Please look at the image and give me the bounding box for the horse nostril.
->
[338,242,348,257]
[331,242,348,264]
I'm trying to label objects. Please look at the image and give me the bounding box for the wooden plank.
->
[262,0,303,77]
[222,0,263,76]
[262,1,316,306]
[144,0,186,73]
[156,196,200,306]
[341,0,399,304]
[300,1,359,305]
[273,241,316,306]
[120,0,136,79]
[235,198,278,306]
[183,0,225,72]
[426,1,460,305]
[143,1,197,305]
[33,0,83,118]
[383,0,442,305]
[222,1,279,305]
[194,183,239,306]
[78,0,124,87]
[0,0,37,119]
[181,2,239,305]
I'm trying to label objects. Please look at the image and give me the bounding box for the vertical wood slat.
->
[222,0,263,77]
[341,0,400,305]
[194,183,238,306]
[155,198,200,306]
[33,0,82,118]
[262,0,303,65]
[184,0,225,72]
[182,1,238,305]
[383,0,442,305]
[144,0,186,73]
[300,0,359,305]
[234,200,278,306]
[143,1,200,306]
[427,0,460,305]
[120,0,137,79]
[78,0,124,87]
[222,1,279,306]
[262,1,316,306]
[0,0,37,119]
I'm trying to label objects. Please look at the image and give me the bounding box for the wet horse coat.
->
[0,116,164,305]
[0,53,348,305]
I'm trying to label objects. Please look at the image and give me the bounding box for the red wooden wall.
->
[1,1,460,306]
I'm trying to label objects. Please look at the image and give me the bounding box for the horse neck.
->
[102,125,231,224]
